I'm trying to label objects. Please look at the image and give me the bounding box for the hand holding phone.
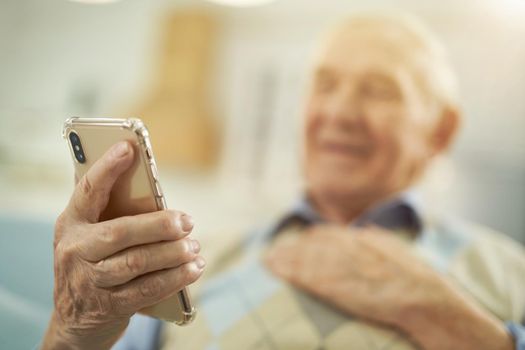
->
[42,119,203,350]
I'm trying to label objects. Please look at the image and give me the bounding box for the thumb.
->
[66,141,134,223]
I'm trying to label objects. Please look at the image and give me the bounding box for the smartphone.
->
[62,117,196,325]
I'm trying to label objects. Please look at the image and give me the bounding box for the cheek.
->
[366,106,405,159]
[365,134,401,186]
[362,107,417,183]
[304,100,323,150]
[399,128,433,171]
[370,119,431,187]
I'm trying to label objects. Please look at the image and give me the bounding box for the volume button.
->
[153,180,163,196]
[150,164,159,180]
[145,148,153,160]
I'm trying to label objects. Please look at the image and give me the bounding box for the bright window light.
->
[69,0,277,6]
[68,0,123,3]
[205,0,277,7]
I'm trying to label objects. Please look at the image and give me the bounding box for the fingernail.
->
[113,142,130,157]
[191,239,200,253]
[181,214,194,233]
[195,256,206,269]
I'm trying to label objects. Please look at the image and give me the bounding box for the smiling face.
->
[304,23,457,211]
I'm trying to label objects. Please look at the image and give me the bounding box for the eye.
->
[314,71,338,94]
[361,79,400,100]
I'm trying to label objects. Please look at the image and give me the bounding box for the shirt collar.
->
[268,191,424,238]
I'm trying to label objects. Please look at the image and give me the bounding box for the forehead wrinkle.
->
[318,29,441,108]
[316,39,415,85]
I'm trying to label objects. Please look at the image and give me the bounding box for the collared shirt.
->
[263,193,423,239]
[113,195,525,350]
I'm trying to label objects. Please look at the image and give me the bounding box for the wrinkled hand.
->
[42,142,205,350]
[265,225,438,325]
[265,225,513,350]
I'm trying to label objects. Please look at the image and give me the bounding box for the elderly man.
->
[42,13,525,350]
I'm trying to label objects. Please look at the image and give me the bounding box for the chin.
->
[309,171,371,200]
[305,156,381,197]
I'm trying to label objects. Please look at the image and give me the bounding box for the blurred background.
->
[1,0,524,348]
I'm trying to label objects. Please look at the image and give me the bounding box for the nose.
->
[324,82,363,124]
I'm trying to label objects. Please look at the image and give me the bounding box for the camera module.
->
[69,131,86,164]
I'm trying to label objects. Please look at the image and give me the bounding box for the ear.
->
[429,107,461,156]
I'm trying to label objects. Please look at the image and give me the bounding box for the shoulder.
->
[436,217,525,267]
[433,217,525,322]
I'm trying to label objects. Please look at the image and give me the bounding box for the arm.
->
[398,276,514,350]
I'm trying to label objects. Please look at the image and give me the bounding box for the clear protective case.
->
[63,117,196,325]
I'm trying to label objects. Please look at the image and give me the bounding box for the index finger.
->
[78,210,194,262]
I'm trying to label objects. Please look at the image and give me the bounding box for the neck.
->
[308,189,390,225]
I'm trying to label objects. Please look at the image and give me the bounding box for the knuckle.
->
[78,175,94,197]
[139,275,164,299]
[125,249,147,276]
[161,210,178,234]
[54,213,71,247]
[181,262,199,283]
[54,212,69,234]
[179,240,195,261]
[56,242,77,264]
[92,259,110,285]
[100,223,126,245]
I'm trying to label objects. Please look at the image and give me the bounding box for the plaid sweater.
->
[113,197,525,350]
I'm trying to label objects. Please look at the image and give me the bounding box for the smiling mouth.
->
[319,141,372,159]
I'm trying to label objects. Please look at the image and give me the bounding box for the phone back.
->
[63,117,195,325]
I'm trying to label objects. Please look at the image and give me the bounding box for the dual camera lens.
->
[69,131,86,164]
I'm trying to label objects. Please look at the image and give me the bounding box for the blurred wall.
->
[0,0,524,236]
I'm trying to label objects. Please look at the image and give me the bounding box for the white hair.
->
[317,11,460,112]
